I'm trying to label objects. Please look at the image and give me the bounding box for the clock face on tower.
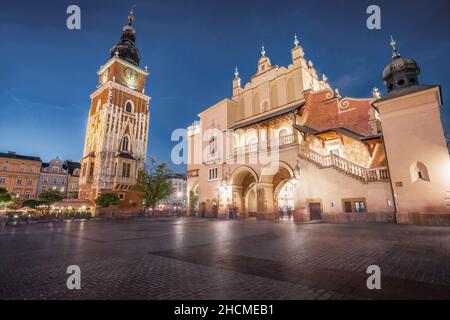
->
[124,68,138,88]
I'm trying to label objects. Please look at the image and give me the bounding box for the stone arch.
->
[286,78,295,103]
[238,99,245,120]
[259,161,295,184]
[230,166,259,217]
[259,161,296,220]
[270,85,278,108]
[230,166,259,185]
[252,93,260,115]
[188,181,200,215]
[261,100,270,112]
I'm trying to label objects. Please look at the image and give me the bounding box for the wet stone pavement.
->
[0,218,449,300]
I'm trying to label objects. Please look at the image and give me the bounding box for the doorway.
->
[309,203,322,221]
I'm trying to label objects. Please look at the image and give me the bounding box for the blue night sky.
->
[0,0,449,172]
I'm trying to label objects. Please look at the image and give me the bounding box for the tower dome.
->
[109,9,141,66]
[382,36,420,92]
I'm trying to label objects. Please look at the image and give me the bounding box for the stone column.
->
[292,179,309,223]
[231,185,244,218]
[256,183,276,220]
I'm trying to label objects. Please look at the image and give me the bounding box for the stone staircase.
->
[298,145,390,183]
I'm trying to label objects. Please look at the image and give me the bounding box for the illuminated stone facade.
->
[79,12,150,213]
[187,36,450,225]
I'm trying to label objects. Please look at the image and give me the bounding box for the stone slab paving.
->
[0,218,449,300]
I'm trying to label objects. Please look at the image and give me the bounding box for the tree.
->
[95,193,120,208]
[0,188,16,210]
[21,199,42,209]
[39,190,64,211]
[134,157,173,211]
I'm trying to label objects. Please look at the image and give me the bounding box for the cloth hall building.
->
[187,36,450,225]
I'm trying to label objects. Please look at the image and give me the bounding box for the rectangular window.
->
[355,201,366,213]
[52,186,57,191]
[208,168,218,181]
[122,163,131,178]
[27,179,33,186]
[342,199,367,214]
[16,179,22,186]
[19,167,25,173]
[82,164,87,177]
[30,167,36,173]
[343,201,352,213]
[42,186,47,192]
[89,163,94,177]
[2,165,8,172]
[0,177,5,185]
[60,187,65,193]
[25,191,31,199]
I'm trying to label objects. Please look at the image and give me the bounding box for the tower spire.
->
[128,5,136,26]
[261,45,266,57]
[294,33,299,47]
[234,66,239,78]
[390,35,400,59]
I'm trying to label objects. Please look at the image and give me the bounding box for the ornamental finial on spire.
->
[128,5,136,26]
[390,35,400,58]
[294,33,299,47]
[234,66,239,78]
[261,45,266,57]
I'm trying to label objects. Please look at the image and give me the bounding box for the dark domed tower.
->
[110,9,141,66]
[79,10,151,214]
[373,37,450,225]
[382,36,421,92]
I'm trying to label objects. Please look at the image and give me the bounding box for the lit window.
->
[342,199,367,213]
[122,136,129,152]
[25,191,31,199]
[355,201,366,213]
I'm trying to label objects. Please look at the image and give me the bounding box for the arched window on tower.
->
[121,136,130,152]
[125,101,133,113]
[410,161,430,183]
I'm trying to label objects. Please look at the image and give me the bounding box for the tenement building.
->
[65,160,81,199]
[0,151,42,201]
[79,10,150,213]
[37,157,69,197]
[187,36,450,225]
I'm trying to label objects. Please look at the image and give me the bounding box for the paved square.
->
[0,218,449,300]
